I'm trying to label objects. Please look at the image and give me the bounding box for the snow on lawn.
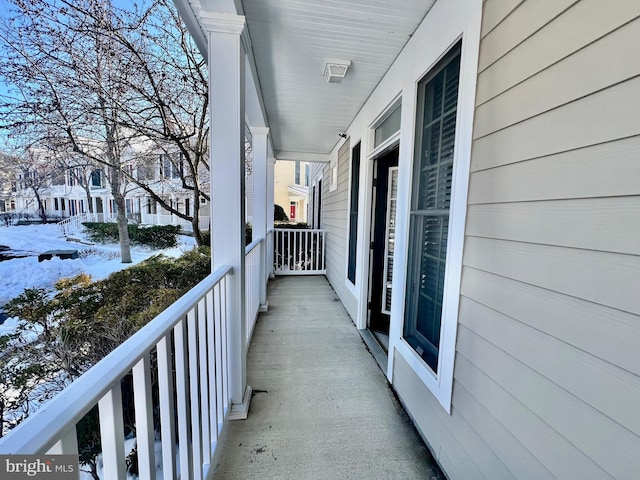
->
[0,224,197,471]
[0,223,197,309]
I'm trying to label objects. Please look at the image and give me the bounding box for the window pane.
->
[347,143,361,284]
[404,45,461,373]
[374,105,401,148]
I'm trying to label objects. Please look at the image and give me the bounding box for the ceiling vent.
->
[323,60,351,83]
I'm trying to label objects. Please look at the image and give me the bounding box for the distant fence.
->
[273,228,326,275]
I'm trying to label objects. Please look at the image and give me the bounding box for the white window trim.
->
[349,96,402,308]
[311,173,324,229]
[387,21,481,413]
[369,95,402,157]
[329,158,338,192]
[344,138,362,298]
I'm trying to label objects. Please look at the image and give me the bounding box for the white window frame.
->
[344,138,363,297]
[369,96,402,158]
[388,24,481,413]
[329,158,338,192]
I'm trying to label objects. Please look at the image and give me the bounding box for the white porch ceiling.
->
[178,0,437,157]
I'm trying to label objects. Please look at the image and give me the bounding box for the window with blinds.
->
[347,143,361,284]
[404,44,461,373]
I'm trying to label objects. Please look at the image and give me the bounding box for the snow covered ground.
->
[0,223,197,315]
[0,224,196,478]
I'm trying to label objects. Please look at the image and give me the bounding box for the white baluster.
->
[157,335,176,480]
[98,384,127,479]
[132,354,156,480]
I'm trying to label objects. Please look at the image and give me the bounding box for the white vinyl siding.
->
[321,140,358,319]
[441,1,640,479]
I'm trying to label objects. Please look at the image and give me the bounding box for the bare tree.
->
[0,0,212,246]
[0,0,142,261]
[16,150,54,222]
[88,0,211,243]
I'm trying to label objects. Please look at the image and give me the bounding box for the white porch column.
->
[267,157,275,276]
[201,12,251,418]
[249,126,269,311]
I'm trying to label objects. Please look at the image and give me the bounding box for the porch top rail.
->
[245,236,262,255]
[0,264,233,454]
[274,228,327,233]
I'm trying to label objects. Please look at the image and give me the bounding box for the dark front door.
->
[368,146,399,348]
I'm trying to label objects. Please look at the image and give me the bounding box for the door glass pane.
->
[382,167,398,314]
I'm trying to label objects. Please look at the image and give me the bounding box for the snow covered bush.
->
[0,247,211,439]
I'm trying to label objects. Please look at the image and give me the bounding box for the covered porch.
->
[214,275,443,479]
[0,0,453,477]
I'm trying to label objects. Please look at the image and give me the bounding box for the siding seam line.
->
[476,14,640,108]
[469,133,640,173]
[478,0,581,74]
[458,319,640,455]
[473,73,640,141]
[461,260,640,317]
[480,0,527,39]
[455,345,618,480]
[451,380,556,480]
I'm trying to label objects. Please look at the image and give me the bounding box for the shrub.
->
[134,225,181,249]
[245,223,252,245]
[274,204,288,221]
[200,224,253,247]
[82,222,181,248]
[1,246,213,438]
[82,222,119,243]
[275,222,309,230]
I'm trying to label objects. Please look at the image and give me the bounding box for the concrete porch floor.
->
[213,276,445,479]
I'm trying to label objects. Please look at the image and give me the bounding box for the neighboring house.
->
[6,145,210,232]
[274,160,309,223]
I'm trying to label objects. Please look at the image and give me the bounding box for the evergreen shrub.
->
[82,222,181,248]
[274,204,288,221]
[200,223,253,248]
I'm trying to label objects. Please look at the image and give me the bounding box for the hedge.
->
[82,222,181,249]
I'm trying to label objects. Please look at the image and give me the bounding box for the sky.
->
[0,0,155,150]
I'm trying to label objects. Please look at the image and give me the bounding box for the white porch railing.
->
[141,213,187,230]
[273,228,327,275]
[266,229,274,278]
[58,212,98,237]
[140,213,210,232]
[0,265,234,480]
[244,238,262,345]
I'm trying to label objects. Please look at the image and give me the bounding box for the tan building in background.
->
[274,160,309,223]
